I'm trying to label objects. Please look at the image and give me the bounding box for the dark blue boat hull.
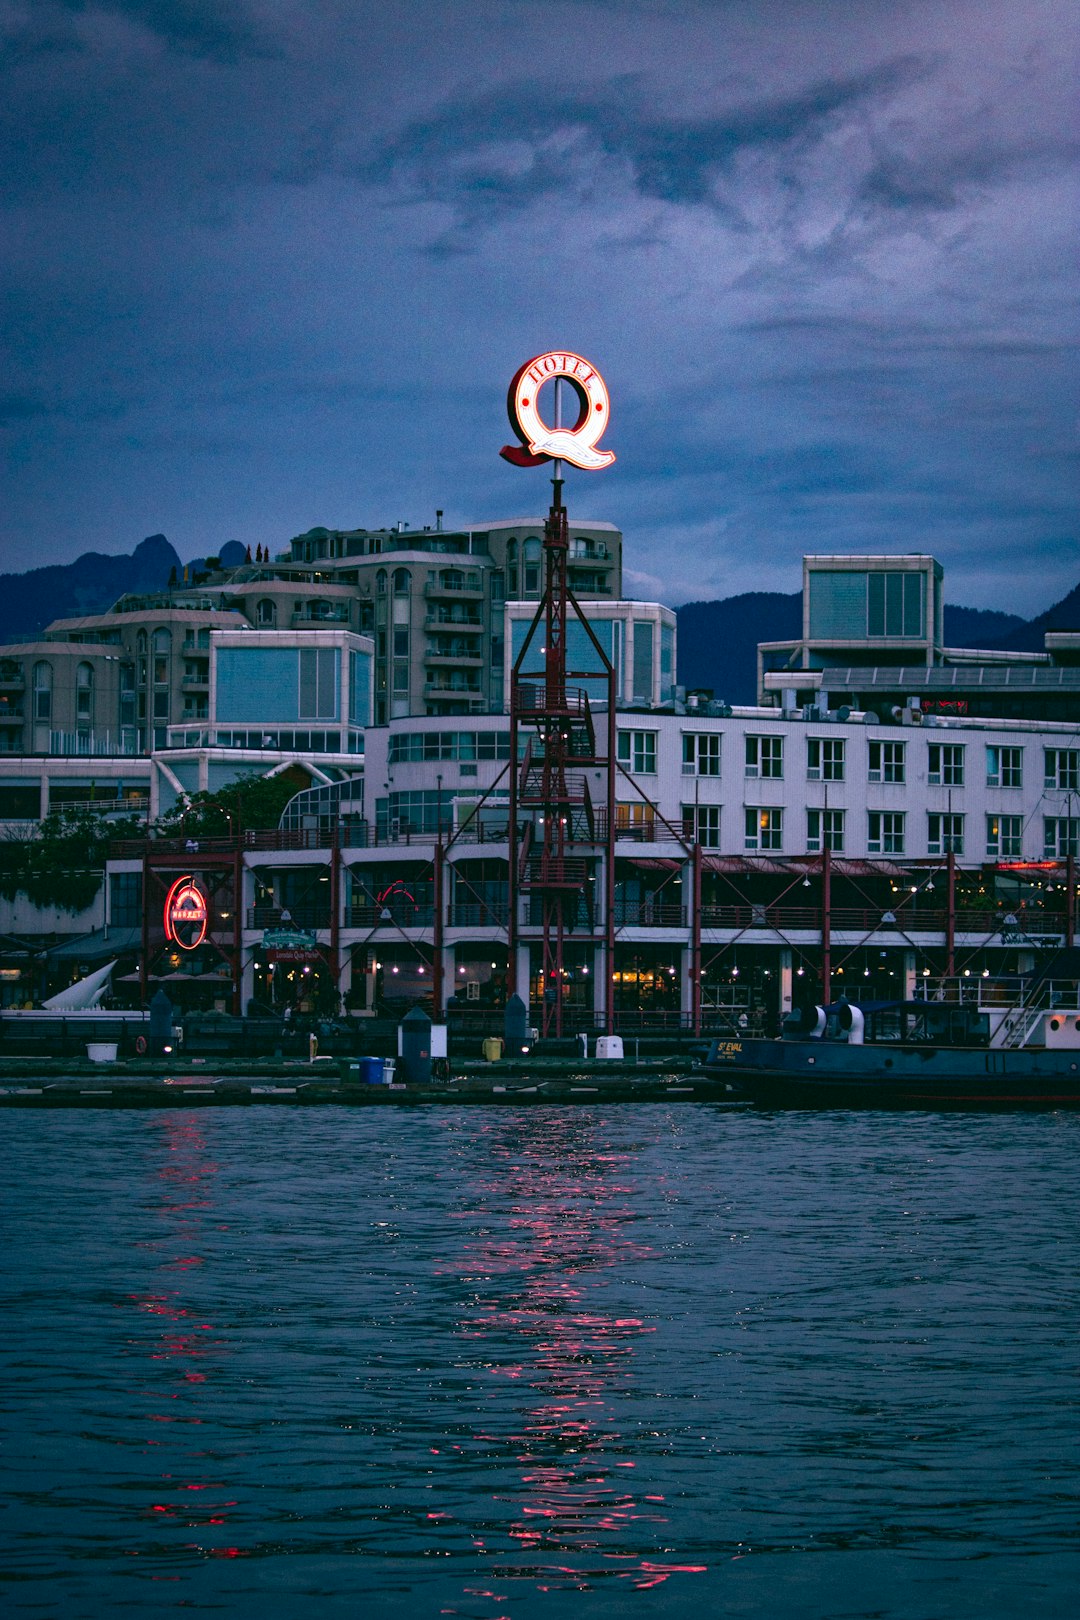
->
[704,1036,1080,1107]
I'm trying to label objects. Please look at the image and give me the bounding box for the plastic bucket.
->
[482,1036,504,1062]
[382,1060,396,1085]
[361,1056,385,1085]
[86,1042,118,1064]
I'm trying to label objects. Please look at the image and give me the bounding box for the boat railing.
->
[916,975,1080,1011]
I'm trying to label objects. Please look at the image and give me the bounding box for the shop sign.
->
[164,875,208,950]
[262,927,318,951]
[500,351,615,470]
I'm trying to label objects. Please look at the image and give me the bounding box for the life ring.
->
[135,1034,148,1055]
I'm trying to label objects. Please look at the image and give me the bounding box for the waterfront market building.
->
[0,535,1078,1029]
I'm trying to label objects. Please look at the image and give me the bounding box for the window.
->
[1044,818,1080,859]
[986,815,1023,858]
[745,734,783,779]
[986,745,1022,789]
[32,661,52,721]
[807,808,845,853]
[523,538,541,595]
[745,807,782,851]
[617,730,657,774]
[1044,749,1079,791]
[108,871,143,928]
[868,740,905,784]
[256,598,277,626]
[299,647,338,719]
[75,662,94,723]
[506,540,518,596]
[807,736,845,781]
[928,812,964,855]
[868,811,905,854]
[684,805,721,847]
[928,742,964,786]
[393,568,411,595]
[682,733,721,776]
[867,571,924,637]
[615,803,655,837]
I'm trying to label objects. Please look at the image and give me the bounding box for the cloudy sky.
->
[2,0,1077,612]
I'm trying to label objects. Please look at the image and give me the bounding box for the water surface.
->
[2,1103,1078,1617]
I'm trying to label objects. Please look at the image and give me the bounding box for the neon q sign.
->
[500,351,615,470]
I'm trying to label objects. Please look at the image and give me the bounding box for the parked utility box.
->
[595,1036,624,1060]
[398,1006,432,1085]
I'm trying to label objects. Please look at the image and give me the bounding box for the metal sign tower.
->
[500,352,618,1038]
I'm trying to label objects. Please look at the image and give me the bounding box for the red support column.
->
[821,844,831,1004]
[691,840,702,1037]
[946,851,956,978]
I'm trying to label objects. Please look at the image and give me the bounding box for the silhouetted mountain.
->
[942,605,1026,647]
[676,588,1074,706]
[996,582,1080,653]
[0,535,182,643]
[676,592,800,705]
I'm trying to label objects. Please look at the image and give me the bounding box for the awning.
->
[624,857,681,871]
[46,926,143,961]
[702,856,792,875]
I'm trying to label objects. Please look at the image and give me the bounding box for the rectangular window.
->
[868,811,905,854]
[807,807,845,853]
[807,736,845,781]
[928,812,964,855]
[745,734,783,779]
[745,807,783,851]
[868,740,905,784]
[867,571,924,637]
[617,729,657,775]
[684,805,721,848]
[632,621,654,703]
[1043,818,1080,859]
[986,745,1022,789]
[986,815,1023,859]
[928,742,965,786]
[681,732,721,776]
[153,690,169,719]
[615,803,655,836]
[1044,749,1080,791]
[299,647,338,719]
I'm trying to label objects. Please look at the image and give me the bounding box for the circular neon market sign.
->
[500,351,615,470]
[164,875,209,951]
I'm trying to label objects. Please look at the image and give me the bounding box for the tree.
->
[0,809,144,913]
[157,769,309,839]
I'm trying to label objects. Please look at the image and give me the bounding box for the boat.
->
[703,975,1080,1107]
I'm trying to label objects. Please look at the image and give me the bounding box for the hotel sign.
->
[164,875,209,951]
[500,351,615,470]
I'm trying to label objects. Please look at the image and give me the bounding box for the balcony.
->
[0,707,24,723]
[613,901,687,927]
[424,614,483,631]
[0,673,25,691]
[247,903,330,930]
[181,674,209,691]
[424,578,484,600]
[291,607,351,626]
[423,647,485,667]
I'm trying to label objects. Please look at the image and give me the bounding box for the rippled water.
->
[2,1102,1078,1618]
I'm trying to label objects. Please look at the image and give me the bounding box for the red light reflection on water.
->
[125,1114,241,1545]
[442,1112,706,1596]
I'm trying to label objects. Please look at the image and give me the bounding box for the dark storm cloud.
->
[7,0,272,63]
[362,56,933,219]
[0,0,1076,615]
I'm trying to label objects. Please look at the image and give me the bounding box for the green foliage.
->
[0,810,144,914]
[157,771,304,838]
